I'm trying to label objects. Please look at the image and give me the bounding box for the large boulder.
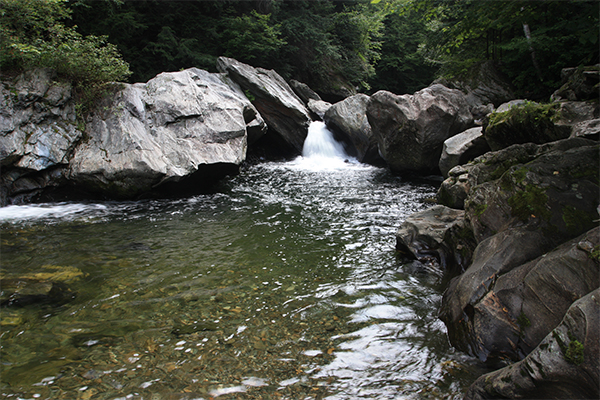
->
[69,68,261,198]
[1,67,265,203]
[465,138,599,244]
[366,84,474,174]
[217,57,311,154]
[0,69,82,204]
[437,61,516,110]
[484,101,572,151]
[438,127,490,178]
[441,227,599,362]
[465,288,600,400]
[439,138,599,361]
[323,94,381,164]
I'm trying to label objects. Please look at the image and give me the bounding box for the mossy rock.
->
[484,101,571,151]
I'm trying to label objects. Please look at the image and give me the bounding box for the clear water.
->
[0,128,485,399]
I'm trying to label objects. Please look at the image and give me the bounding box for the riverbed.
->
[0,124,485,399]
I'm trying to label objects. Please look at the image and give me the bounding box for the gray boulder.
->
[437,165,470,210]
[437,61,516,110]
[551,65,600,102]
[465,138,599,244]
[69,68,260,198]
[1,67,265,203]
[289,79,321,104]
[217,57,311,154]
[439,127,490,178]
[307,99,332,120]
[323,94,381,164]
[465,288,600,400]
[367,84,474,173]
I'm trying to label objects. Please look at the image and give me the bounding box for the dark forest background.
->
[2,0,598,100]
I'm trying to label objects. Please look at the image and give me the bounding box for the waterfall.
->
[302,121,349,160]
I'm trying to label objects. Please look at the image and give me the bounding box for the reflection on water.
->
[0,157,485,399]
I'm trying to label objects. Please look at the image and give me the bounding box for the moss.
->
[589,245,600,262]
[565,340,584,365]
[508,184,550,222]
[472,203,488,218]
[562,205,594,235]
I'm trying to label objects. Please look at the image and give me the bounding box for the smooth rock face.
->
[439,127,490,178]
[465,288,600,400]
[217,57,311,154]
[1,67,264,203]
[70,68,258,198]
[323,94,381,164]
[307,99,332,120]
[367,84,474,173]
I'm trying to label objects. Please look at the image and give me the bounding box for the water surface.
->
[1,124,484,399]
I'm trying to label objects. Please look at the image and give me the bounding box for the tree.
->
[0,0,130,85]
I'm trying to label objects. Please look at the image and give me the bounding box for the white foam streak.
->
[0,203,108,223]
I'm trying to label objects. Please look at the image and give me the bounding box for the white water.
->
[290,121,358,171]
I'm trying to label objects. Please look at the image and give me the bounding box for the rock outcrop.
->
[323,94,381,164]
[551,64,600,102]
[438,127,490,178]
[437,138,599,363]
[366,84,474,174]
[465,288,600,400]
[217,57,312,155]
[1,67,265,204]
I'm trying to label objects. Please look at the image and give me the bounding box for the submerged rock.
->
[367,84,474,174]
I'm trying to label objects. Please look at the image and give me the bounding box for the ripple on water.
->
[0,159,485,399]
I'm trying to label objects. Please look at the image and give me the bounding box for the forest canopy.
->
[1,0,597,100]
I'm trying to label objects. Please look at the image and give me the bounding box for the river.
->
[0,122,485,399]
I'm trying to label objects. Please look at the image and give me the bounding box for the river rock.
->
[68,68,261,198]
[366,84,474,174]
[465,138,599,244]
[323,94,381,164]
[436,61,516,109]
[396,205,465,269]
[217,57,311,154]
[571,118,600,140]
[307,99,332,120]
[439,127,490,178]
[437,165,470,210]
[465,288,600,400]
[484,101,572,151]
[289,79,321,104]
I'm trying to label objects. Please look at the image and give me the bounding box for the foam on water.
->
[293,121,358,171]
[0,202,109,223]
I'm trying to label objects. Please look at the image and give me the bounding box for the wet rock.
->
[323,94,381,164]
[465,288,600,400]
[367,84,474,174]
[441,227,599,362]
[395,205,465,269]
[217,57,311,154]
[439,127,490,178]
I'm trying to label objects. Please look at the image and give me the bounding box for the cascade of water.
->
[302,121,349,160]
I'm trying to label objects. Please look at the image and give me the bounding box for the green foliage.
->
[220,10,286,66]
[0,0,131,85]
[406,0,599,99]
